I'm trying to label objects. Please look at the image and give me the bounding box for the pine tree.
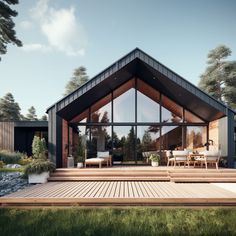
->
[32,136,47,160]
[0,0,22,60]
[64,66,89,96]
[199,45,236,109]
[0,92,21,120]
[26,106,38,121]
[40,115,48,121]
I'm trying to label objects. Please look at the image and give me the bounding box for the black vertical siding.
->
[48,106,63,167]
[48,107,56,164]
[227,109,235,168]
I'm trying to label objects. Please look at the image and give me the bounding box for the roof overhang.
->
[14,121,48,128]
[47,48,234,122]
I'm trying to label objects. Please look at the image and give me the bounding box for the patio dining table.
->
[188,153,205,167]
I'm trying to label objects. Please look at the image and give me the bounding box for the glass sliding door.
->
[89,126,112,158]
[160,126,182,164]
[137,126,160,164]
[113,126,136,164]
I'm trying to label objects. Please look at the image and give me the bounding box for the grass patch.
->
[0,168,23,172]
[1,207,236,236]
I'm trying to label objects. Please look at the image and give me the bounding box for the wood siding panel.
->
[0,122,14,151]
[62,119,68,168]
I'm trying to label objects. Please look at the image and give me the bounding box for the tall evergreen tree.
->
[0,0,22,60]
[0,92,21,120]
[40,115,48,121]
[223,61,236,109]
[199,45,236,109]
[64,66,89,96]
[26,106,38,121]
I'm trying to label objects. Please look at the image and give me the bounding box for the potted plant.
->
[24,159,56,183]
[24,136,55,183]
[74,139,86,168]
[149,154,160,167]
[77,156,84,168]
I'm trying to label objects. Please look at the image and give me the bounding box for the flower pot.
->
[151,161,159,167]
[67,156,74,168]
[77,162,83,168]
[28,171,49,184]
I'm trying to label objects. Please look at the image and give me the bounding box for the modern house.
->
[0,121,48,156]
[45,48,235,168]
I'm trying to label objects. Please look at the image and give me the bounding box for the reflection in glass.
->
[89,126,112,158]
[186,126,206,151]
[73,126,89,162]
[113,80,135,122]
[161,126,182,150]
[113,126,135,164]
[161,96,182,123]
[137,91,160,122]
[91,94,111,123]
[137,126,160,163]
[137,79,160,122]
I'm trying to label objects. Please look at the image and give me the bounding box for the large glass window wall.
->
[70,78,208,165]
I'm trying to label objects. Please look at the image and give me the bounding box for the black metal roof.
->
[47,48,235,122]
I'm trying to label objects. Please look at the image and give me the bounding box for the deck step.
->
[48,176,170,181]
[49,168,236,183]
[50,172,168,177]
[169,173,236,177]
[172,178,236,183]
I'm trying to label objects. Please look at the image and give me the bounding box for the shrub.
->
[0,150,23,164]
[32,136,47,160]
[0,161,5,168]
[18,157,33,166]
[24,159,56,175]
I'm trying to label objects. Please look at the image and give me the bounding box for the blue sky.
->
[0,0,236,117]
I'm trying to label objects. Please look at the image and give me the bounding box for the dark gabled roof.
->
[47,48,235,122]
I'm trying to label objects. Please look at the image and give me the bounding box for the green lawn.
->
[0,168,23,172]
[1,207,236,236]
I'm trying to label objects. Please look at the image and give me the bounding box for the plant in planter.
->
[76,156,84,168]
[74,136,86,168]
[149,154,160,167]
[24,135,55,184]
[24,159,56,183]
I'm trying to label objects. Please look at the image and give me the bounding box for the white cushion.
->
[97,151,109,158]
[206,156,218,161]
[202,150,220,156]
[85,158,104,163]
[172,150,188,161]
[172,150,189,156]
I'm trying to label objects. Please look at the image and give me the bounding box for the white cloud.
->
[21,43,51,53]
[29,0,87,56]
[19,21,33,30]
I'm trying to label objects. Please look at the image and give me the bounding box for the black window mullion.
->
[135,77,137,164]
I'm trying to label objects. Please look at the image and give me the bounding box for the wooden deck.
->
[1,181,236,207]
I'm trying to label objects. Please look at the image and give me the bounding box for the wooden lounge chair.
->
[97,151,112,167]
[196,150,221,169]
[172,150,189,167]
[85,151,112,168]
[166,150,175,166]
